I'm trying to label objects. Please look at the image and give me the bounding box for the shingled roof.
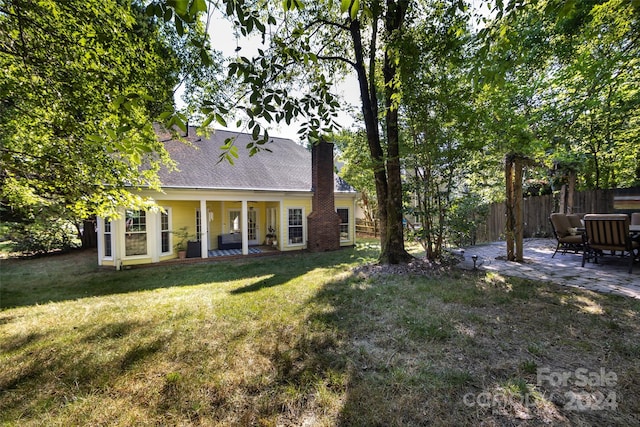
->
[157,128,354,193]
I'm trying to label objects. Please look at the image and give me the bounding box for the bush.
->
[7,219,81,255]
[448,193,489,247]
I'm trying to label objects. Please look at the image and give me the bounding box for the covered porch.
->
[96,189,320,269]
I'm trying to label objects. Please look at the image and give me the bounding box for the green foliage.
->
[399,1,478,259]
[333,129,378,222]
[5,219,80,255]
[474,0,640,191]
[447,193,489,247]
[0,0,181,223]
[172,226,192,251]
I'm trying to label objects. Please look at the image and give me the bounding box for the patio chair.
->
[582,214,639,274]
[632,212,640,225]
[567,214,584,229]
[549,213,584,258]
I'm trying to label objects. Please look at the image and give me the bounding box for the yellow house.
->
[97,129,357,269]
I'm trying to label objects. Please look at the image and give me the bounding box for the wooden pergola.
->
[504,153,538,262]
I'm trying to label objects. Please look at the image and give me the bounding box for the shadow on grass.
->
[3,242,639,425]
[288,269,640,426]
[0,319,170,416]
[0,247,372,309]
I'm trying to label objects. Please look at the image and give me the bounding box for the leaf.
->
[173,115,187,133]
[215,113,227,127]
[175,16,184,36]
[201,114,214,127]
[189,0,207,15]
[340,0,350,14]
[350,0,359,20]
[200,48,212,66]
[145,4,156,17]
[174,0,189,16]
[163,8,173,22]
[159,111,173,120]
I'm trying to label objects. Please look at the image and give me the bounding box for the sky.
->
[175,8,361,142]
[178,2,494,141]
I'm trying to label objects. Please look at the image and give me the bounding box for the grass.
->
[1,240,639,426]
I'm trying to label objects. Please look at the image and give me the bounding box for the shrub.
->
[7,219,81,255]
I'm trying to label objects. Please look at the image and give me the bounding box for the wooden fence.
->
[477,187,640,243]
[356,219,380,237]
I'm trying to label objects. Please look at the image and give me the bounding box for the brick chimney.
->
[307,139,341,252]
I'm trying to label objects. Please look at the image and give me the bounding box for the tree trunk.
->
[350,6,411,265]
[80,219,97,249]
[559,183,567,214]
[350,19,388,248]
[505,155,515,261]
[379,0,412,264]
[514,157,524,262]
[567,170,576,214]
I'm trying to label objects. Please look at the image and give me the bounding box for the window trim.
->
[228,209,241,234]
[103,218,113,260]
[287,207,305,246]
[160,208,172,255]
[337,207,350,242]
[125,209,148,258]
[195,209,202,242]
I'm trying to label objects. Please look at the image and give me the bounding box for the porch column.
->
[241,200,249,255]
[200,199,208,258]
[279,202,285,249]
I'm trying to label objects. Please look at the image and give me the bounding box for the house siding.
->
[335,196,357,247]
[281,197,312,251]
[96,129,357,268]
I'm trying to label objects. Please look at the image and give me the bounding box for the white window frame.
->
[195,209,202,242]
[103,218,113,260]
[228,209,241,233]
[125,209,148,257]
[337,208,350,242]
[288,207,304,246]
[160,208,172,255]
[266,207,277,236]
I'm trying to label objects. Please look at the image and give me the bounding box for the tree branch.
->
[316,55,356,67]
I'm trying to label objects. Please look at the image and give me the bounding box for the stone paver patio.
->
[459,238,640,299]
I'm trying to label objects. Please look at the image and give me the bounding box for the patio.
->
[460,238,640,299]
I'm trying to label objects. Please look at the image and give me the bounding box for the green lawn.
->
[1,241,639,426]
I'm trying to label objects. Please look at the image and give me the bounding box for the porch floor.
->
[208,247,263,257]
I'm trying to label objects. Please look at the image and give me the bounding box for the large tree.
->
[398,1,480,259]
[476,0,640,191]
[156,0,418,263]
[0,0,183,223]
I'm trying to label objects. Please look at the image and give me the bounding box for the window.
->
[104,220,112,258]
[161,210,170,253]
[195,209,201,242]
[266,207,277,236]
[125,210,147,256]
[229,210,241,233]
[337,208,350,241]
[288,208,303,245]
